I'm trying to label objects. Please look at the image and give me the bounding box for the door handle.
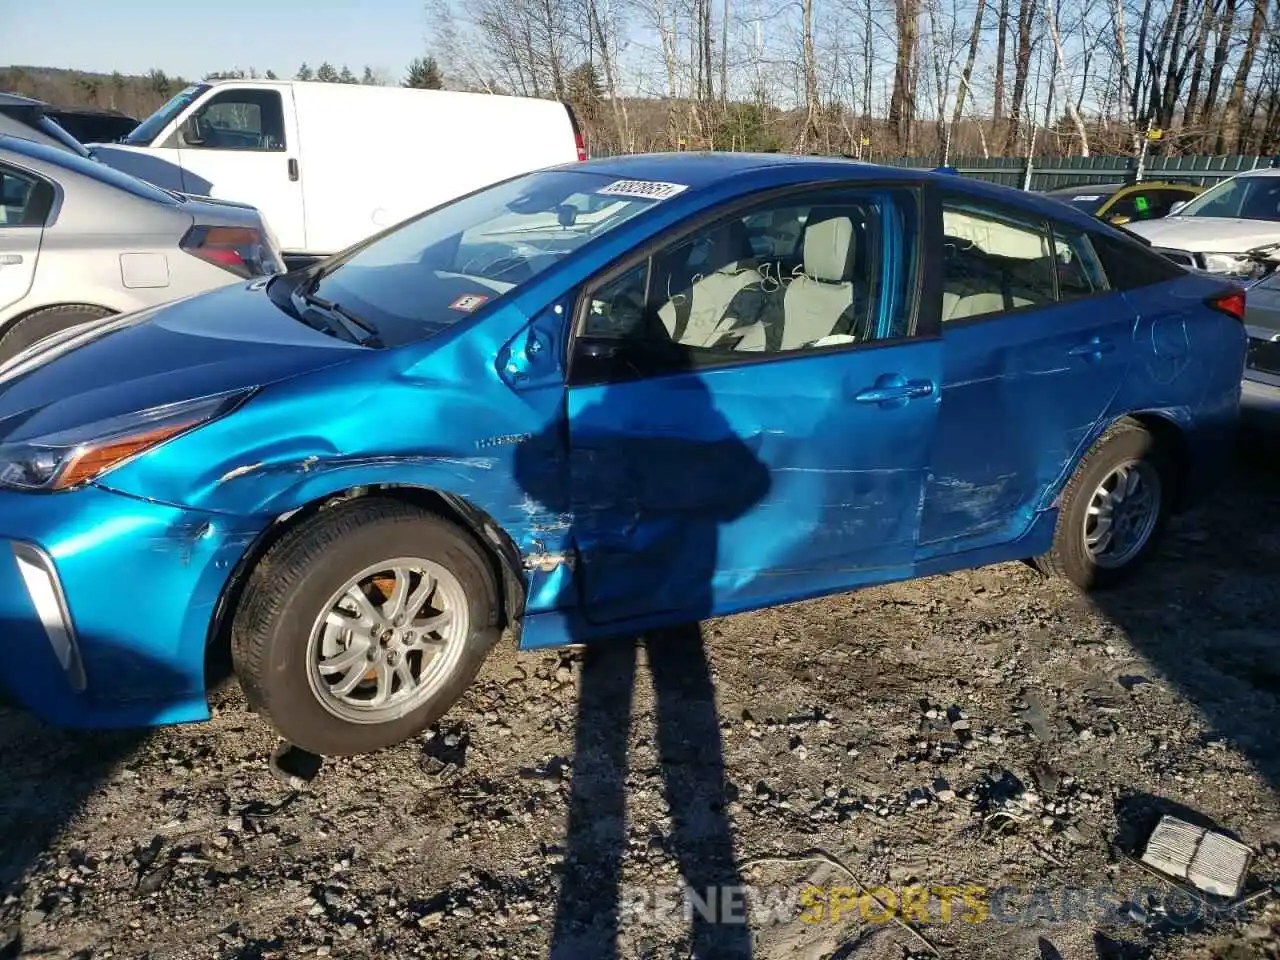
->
[287,158,299,181]
[1068,336,1115,359]
[0,254,23,266]
[854,375,935,405]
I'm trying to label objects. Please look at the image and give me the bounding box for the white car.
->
[1125,167,1280,277]
[0,134,283,361]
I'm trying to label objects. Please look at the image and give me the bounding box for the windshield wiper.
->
[292,287,384,347]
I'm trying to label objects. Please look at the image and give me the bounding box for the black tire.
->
[231,498,502,756]
[0,304,114,363]
[1034,418,1175,591]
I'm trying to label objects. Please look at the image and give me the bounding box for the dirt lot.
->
[1,428,1278,960]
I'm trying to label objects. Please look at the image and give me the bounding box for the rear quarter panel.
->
[1110,271,1246,503]
[4,176,242,328]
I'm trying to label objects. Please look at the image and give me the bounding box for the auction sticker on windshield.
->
[597,179,689,201]
[449,294,490,312]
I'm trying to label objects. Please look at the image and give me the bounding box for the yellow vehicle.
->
[1044,180,1204,226]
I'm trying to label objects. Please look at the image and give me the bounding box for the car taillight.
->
[1206,288,1246,322]
[575,131,588,162]
[181,225,273,278]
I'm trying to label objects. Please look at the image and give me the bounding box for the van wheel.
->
[0,304,114,363]
[1034,419,1174,591]
[231,499,502,756]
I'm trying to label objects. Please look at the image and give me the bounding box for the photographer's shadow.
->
[515,363,769,959]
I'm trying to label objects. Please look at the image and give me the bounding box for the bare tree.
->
[889,0,922,151]
[1003,0,1035,154]
[1045,0,1090,153]
[994,0,1009,118]
[1220,0,1267,151]
[798,0,821,150]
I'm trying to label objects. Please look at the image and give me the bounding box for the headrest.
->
[706,218,751,266]
[803,215,856,283]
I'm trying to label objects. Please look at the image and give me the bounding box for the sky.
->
[8,0,434,82]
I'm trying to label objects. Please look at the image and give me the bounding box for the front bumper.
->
[0,484,266,729]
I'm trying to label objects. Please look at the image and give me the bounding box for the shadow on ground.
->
[1086,420,1280,795]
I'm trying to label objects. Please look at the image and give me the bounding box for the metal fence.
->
[863,153,1280,190]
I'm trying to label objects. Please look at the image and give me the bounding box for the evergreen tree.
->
[296,62,313,81]
[404,56,444,89]
[315,62,339,82]
[338,65,356,83]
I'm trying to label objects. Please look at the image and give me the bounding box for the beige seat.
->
[779,216,858,351]
[941,243,1037,321]
[659,223,761,348]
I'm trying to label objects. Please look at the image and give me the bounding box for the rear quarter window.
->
[1089,230,1187,290]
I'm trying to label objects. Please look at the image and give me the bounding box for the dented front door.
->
[565,339,944,626]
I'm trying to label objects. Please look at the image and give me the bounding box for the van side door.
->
[173,85,307,252]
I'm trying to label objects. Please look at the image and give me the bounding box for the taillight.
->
[181,225,272,278]
[575,131,588,162]
[1206,287,1246,322]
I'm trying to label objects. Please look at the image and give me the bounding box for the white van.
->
[89,80,587,260]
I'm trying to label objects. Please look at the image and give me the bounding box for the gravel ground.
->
[1,429,1278,960]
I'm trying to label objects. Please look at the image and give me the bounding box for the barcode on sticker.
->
[597,179,689,201]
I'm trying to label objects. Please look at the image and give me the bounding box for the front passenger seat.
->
[658,221,760,347]
[779,215,859,351]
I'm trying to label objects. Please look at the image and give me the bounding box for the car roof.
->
[575,152,1105,230]
[0,92,46,110]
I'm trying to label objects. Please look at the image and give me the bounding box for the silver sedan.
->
[0,133,284,362]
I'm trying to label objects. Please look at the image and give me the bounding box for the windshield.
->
[310,169,667,346]
[1052,190,1113,214]
[123,84,210,146]
[1175,174,1280,222]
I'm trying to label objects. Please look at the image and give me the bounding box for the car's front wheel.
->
[231,499,502,756]
[1035,419,1175,590]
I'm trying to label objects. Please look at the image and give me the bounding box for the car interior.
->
[940,207,1060,321]
[644,203,881,354]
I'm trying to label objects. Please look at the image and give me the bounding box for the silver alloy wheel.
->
[1082,459,1162,569]
[305,557,470,724]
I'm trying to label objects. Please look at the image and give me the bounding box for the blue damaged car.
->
[0,154,1247,755]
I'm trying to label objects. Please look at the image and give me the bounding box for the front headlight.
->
[1201,253,1259,277]
[0,389,254,492]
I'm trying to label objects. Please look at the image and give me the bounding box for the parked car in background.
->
[1125,168,1280,276]
[1043,180,1203,226]
[0,92,90,156]
[0,134,283,361]
[44,107,138,145]
[0,153,1246,756]
[88,79,587,263]
[1241,270,1280,408]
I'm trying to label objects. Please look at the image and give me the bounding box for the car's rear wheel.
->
[231,499,502,756]
[0,304,114,363]
[1035,419,1174,590]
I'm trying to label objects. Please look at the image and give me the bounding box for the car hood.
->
[1126,216,1280,251]
[0,281,364,444]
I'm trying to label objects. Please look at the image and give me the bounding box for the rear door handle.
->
[1068,336,1115,359]
[287,158,299,181]
[0,254,23,266]
[854,375,935,406]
